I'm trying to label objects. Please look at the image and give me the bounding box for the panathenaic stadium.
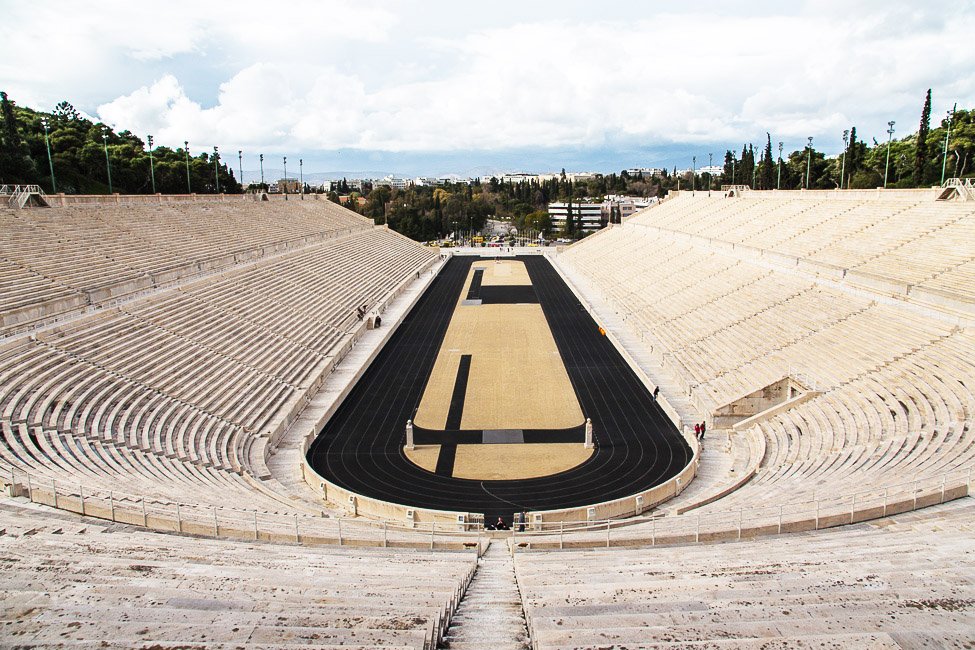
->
[1,184,974,649]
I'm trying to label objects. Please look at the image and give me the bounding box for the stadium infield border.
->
[305,254,694,524]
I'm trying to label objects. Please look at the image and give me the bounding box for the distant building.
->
[602,195,656,222]
[565,172,599,183]
[548,201,603,234]
[500,173,539,184]
[277,178,301,193]
[625,168,664,178]
[326,179,366,192]
[533,171,601,184]
[674,166,722,178]
[441,176,475,185]
[381,175,409,190]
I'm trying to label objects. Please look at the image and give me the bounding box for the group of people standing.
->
[487,511,527,531]
[653,386,707,444]
[694,421,707,442]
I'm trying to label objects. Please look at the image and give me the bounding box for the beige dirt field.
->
[475,259,532,285]
[404,445,441,473]
[407,259,590,481]
[403,443,593,480]
[413,260,584,431]
[451,443,592,480]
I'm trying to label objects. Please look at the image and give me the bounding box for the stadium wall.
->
[298,250,701,527]
[44,192,322,205]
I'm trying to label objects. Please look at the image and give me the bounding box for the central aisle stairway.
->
[440,541,531,650]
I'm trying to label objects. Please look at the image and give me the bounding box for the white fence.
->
[2,469,484,551]
[4,466,971,552]
[509,468,972,550]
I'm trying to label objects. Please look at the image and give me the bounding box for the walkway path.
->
[440,542,530,650]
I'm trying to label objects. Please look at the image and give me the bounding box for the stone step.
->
[443,639,528,650]
[438,543,530,650]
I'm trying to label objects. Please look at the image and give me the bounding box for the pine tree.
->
[913,89,932,186]
[723,151,735,185]
[0,91,36,183]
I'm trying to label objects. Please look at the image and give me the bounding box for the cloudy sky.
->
[2,0,972,176]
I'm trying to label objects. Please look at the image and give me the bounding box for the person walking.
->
[653,386,660,401]
[694,423,701,439]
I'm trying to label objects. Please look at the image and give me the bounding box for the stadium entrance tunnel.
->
[305,255,693,525]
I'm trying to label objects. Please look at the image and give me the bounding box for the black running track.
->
[306,255,691,522]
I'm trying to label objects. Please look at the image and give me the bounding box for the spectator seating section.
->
[0,200,370,333]
[557,191,975,524]
[515,497,975,649]
[0,500,475,649]
[622,192,975,304]
[0,201,435,517]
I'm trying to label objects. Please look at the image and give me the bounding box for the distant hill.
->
[244,170,400,185]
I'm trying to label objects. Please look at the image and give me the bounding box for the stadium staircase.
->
[439,542,530,650]
[1,184,49,209]
[938,177,975,201]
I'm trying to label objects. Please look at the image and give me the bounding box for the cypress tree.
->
[723,151,735,185]
[564,199,574,238]
[759,134,775,189]
[913,89,932,186]
[846,127,859,177]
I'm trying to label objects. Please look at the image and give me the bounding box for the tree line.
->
[336,169,657,242]
[0,93,241,194]
[707,90,973,191]
[3,89,972,243]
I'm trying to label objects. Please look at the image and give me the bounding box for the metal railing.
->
[509,468,972,551]
[3,465,971,552]
[1,468,487,551]
[0,470,481,650]
[2,184,46,208]
[941,178,975,201]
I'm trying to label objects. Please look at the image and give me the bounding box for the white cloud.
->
[5,0,975,163]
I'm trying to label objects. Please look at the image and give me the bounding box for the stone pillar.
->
[584,418,594,449]
[406,419,415,451]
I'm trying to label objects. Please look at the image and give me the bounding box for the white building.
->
[500,173,539,184]
[326,178,367,192]
[380,175,409,190]
[625,168,664,178]
[565,172,599,183]
[548,202,603,234]
[603,195,655,221]
[534,171,601,184]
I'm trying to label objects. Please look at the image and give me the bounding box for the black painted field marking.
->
[445,354,472,431]
[478,285,538,304]
[412,424,583,445]
[466,269,484,300]
[435,444,458,476]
